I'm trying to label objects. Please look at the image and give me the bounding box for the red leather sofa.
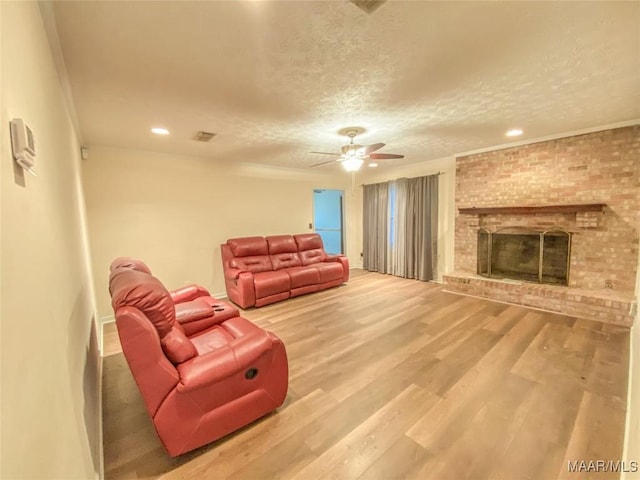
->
[108,260,288,456]
[221,233,349,308]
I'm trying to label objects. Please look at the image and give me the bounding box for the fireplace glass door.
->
[477,228,570,285]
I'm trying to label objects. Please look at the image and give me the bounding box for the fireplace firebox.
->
[477,227,571,285]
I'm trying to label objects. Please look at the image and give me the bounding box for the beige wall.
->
[0,2,100,478]
[357,157,457,281]
[82,146,355,319]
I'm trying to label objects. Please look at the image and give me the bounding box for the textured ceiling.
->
[51,1,640,171]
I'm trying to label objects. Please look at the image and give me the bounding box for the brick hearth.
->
[444,273,635,326]
[447,126,639,326]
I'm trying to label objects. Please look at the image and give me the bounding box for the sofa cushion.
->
[294,233,324,251]
[287,266,321,288]
[253,270,291,298]
[270,252,302,270]
[295,233,327,265]
[299,248,327,266]
[267,235,298,254]
[228,236,268,257]
[229,255,273,274]
[267,235,302,269]
[189,326,235,356]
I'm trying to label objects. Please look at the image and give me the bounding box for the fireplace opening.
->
[477,227,571,285]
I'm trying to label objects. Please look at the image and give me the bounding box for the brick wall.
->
[455,126,640,295]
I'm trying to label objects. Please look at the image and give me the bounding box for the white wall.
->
[0,2,100,478]
[82,146,355,319]
[357,157,457,281]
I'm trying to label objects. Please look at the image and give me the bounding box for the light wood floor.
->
[102,269,630,479]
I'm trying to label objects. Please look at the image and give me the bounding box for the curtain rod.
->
[359,171,445,187]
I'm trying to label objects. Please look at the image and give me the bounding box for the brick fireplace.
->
[444,126,639,326]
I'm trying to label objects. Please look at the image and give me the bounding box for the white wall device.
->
[10,118,37,176]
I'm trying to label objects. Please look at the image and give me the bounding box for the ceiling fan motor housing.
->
[341,144,364,156]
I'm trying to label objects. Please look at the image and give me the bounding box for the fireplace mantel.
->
[458,203,606,215]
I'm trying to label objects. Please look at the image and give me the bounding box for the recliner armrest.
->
[176,330,272,392]
[170,284,210,303]
[175,299,219,324]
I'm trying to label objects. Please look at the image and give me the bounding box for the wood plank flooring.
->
[102,269,630,479]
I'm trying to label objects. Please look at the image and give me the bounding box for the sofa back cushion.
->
[228,236,268,257]
[267,235,297,254]
[294,233,327,265]
[229,255,273,273]
[267,235,302,270]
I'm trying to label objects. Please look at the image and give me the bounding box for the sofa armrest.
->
[224,268,243,281]
[170,284,210,303]
[176,331,272,392]
[223,270,256,308]
[325,255,349,282]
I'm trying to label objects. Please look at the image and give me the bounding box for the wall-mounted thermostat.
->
[10,118,37,176]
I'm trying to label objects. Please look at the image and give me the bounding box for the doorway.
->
[313,189,344,255]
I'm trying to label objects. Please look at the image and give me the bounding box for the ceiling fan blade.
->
[361,142,385,155]
[369,153,404,160]
[310,159,339,168]
[310,151,341,156]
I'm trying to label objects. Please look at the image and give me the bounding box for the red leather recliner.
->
[109,266,289,456]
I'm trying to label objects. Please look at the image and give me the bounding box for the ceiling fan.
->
[310,128,404,172]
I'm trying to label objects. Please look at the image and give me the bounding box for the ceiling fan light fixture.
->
[309,127,403,171]
[342,157,364,172]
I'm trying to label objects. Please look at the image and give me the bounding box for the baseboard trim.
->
[97,354,104,480]
[99,315,114,356]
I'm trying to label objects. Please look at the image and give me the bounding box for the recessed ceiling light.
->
[506,128,523,137]
[369,162,378,168]
[151,127,170,135]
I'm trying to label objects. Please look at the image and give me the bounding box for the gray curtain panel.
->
[363,182,389,273]
[405,175,438,281]
[362,174,438,281]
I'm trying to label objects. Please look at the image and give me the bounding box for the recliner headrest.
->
[109,257,152,275]
[109,269,176,338]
